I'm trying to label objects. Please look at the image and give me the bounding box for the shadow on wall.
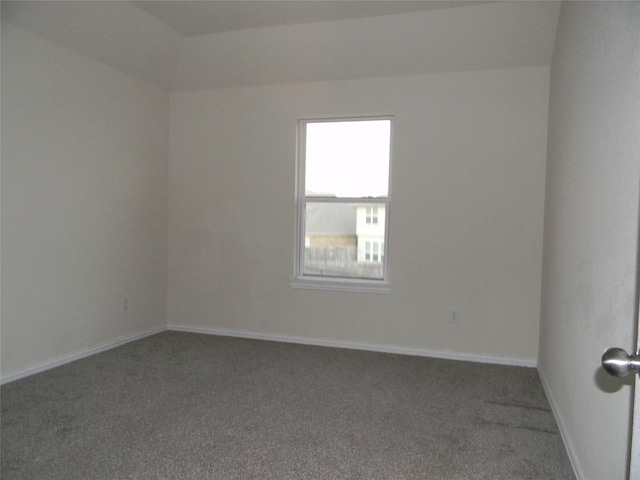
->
[594,365,634,394]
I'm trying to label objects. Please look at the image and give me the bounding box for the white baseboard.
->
[167,324,537,368]
[537,367,583,480]
[1,325,537,385]
[0,326,167,385]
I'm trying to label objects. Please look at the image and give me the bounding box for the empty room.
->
[2,1,639,479]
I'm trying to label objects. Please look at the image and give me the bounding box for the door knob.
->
[602,347,640,377]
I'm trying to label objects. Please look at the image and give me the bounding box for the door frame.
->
[631,188,640,479]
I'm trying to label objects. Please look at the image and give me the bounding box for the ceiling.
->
[132,1,486,37]
[1,1,561,91]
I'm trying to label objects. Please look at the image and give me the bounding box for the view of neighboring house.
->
[355,205,385,264]
[304,202,385,279]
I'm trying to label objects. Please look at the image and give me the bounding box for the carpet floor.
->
[1,331,575,479]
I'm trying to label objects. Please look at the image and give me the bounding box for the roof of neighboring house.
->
[305,203,356,235]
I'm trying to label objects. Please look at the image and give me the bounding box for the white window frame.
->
[291,116,393,294]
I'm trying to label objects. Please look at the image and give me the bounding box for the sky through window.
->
[305,120,390,198]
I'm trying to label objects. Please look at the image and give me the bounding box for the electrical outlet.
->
[449,310,460,324]
[122,297,129,312]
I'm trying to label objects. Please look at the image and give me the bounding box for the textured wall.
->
[168,67,550,365]
[538,3,640,478]
[1,24,170,380]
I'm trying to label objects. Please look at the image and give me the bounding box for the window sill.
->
[291,277,391,294]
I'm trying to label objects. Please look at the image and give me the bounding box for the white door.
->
[602,248,640,479]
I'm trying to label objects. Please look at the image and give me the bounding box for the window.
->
[366,207,379,225]
[293,117,392,293]
[363,240,384,263]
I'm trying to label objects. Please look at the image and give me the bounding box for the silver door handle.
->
[602,348,640,377]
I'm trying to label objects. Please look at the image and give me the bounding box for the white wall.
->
[168,66,550,365]
[538,3,640,479]
[1,24,169,381]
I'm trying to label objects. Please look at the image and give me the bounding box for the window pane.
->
[304,202,385,280]
[305,120,390,198]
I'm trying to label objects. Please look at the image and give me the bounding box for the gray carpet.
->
[1,331,575,479]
